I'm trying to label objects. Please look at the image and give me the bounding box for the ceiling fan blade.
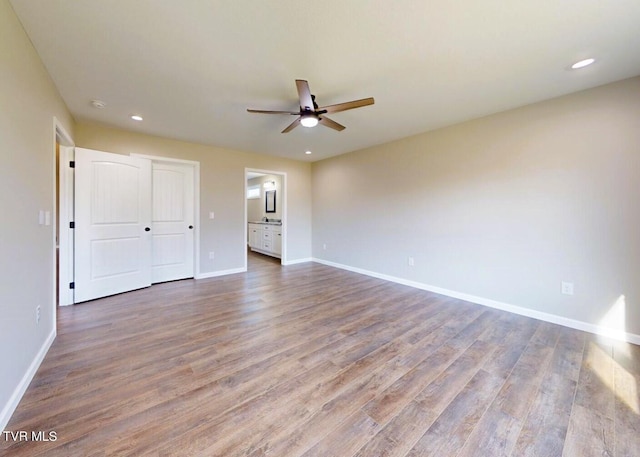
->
[319,97,375,114]
[318,116,346,131]
[247,109,299,115]
[295,80,315,111]
[281,117,301,133]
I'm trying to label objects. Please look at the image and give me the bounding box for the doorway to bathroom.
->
[244,168,287,271]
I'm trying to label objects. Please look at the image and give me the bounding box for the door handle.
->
[188,225,193,229]
[145,227,151,232]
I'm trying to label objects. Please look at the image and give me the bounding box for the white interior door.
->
[151,162,195,283]
[74,148,152,302]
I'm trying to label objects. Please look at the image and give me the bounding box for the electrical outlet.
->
[408,256,415,267]
[323,244,327,250]
[36,305,41,324]
[561,281,574,295]
[209,251,215,260]
[209,212,215,219]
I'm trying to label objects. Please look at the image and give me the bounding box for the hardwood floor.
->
[2,252,639,456]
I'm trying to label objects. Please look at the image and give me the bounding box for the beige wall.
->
[74,122,312,271]
[0,0,74,427]
[312,77,640,338]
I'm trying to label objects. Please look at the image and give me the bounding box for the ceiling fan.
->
[247,80,374,133]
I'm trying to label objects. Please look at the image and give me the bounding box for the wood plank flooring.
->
[2,252,639,456]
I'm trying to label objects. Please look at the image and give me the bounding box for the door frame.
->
[54,117,74,307]
[132,154,201,279]
[244,168,287,269]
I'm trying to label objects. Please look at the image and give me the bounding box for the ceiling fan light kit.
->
[247,79,374,133]
[300,114,319,128]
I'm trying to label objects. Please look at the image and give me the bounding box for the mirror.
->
[265,190,276,213]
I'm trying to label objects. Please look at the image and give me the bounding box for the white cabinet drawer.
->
[262,240,272,250]
[262,231,271,240]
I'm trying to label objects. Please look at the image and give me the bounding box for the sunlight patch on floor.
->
[588,340,639,416]
[591,295,639,415]
[614,360,640,415]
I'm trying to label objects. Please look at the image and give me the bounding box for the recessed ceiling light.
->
[90,99,106,109]
[571,58,595,69]
[305,150,312,155]
[130,115,143,121]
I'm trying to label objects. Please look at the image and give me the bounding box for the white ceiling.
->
[10,0,640,162]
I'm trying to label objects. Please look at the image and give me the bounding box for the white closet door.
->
[151,162,195,283]
[74,148,152,302]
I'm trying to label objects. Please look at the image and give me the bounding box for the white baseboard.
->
[196,267,247,280]
[312,258,640,346]
[282,257,313,266]
[1,328,56,432]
